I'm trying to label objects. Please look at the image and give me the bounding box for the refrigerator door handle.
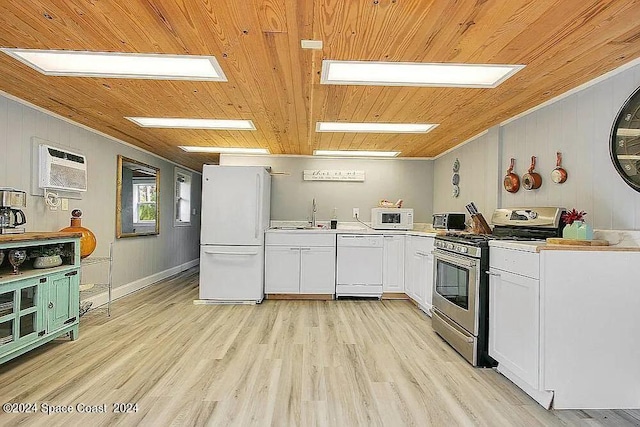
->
[255,173,260,239]
[204,250,259,256]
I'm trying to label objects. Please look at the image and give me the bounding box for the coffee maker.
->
[0,189,27,234]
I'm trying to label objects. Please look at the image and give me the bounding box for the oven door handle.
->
[434,250,477,268]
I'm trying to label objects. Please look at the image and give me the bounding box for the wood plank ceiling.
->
[0,1,639,171]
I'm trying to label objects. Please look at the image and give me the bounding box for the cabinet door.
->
[422,253,434,310]
[0,278,41,352]
[300,247,335,294]
[489,269,539,388]
[47,270,80,333]
[265,246,300,293]
[410,250,424,305]
[404,236,415,298]
[382,235,405,292]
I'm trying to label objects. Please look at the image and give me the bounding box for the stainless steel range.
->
[431,207,565,367]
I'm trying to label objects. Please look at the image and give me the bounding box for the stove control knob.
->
[460,247,468,253]
[447,243,454,250]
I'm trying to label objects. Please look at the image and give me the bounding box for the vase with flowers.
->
[561,209,593,240]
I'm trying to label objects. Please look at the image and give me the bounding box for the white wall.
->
[433,127,500,217]
[0,94,202,290]
[220,155,435,223]
[434,62,640,230]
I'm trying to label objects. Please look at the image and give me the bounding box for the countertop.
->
[0,231,82,243]
[489,239,640,253]
[267,223,441,238]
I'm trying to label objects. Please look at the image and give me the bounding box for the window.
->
[133,179,157,223]
[174,168,192,226]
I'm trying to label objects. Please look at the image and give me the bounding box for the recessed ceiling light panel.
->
[313,150,400,157]
[126,117,255,130]
[179,146,269,154]
[316,122,437,133]
[321,60,524,88]
[0,49,227,81]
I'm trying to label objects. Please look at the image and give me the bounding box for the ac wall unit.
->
[39,144,88,192]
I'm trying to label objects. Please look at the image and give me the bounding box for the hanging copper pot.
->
[551,152,567,184]
[503,158,520,193]
[522,156,542,190]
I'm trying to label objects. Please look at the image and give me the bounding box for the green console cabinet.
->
[0,232,81,365]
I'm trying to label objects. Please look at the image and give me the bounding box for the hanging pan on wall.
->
[503,158,520,193]
[551,152,567,184]
[522,156,542,190]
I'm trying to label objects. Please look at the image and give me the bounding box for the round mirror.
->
[611,86,640,192]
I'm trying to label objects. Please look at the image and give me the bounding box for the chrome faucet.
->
[310,198,317,228]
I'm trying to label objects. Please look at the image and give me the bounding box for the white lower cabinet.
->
[264,246,300,293]
[300,246,335,293]
[382,235,405,293]
[489,268,540,389]
[265,232,336,295]
[404,235,434,314]
[488,245,551,408]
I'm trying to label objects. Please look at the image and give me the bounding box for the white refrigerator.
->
[199,165,271,302]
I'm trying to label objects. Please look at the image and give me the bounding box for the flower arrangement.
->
[561,209,586,226]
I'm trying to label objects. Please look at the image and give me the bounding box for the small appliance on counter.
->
[432,212,466,230]
[0,188,27,234]
[371,207,413,230]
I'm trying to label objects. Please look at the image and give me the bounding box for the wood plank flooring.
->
[0,267,638,426]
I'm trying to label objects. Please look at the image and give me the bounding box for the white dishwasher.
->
[336,234,384,298]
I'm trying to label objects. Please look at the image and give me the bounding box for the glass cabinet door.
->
[19,285,38,339]
[0,290,15,346]
[0,282,40,349]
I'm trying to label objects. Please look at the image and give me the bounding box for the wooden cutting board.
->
[546,238,609,246]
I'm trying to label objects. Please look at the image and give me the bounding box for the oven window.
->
[435,259,469,309]
[381,213,401,223]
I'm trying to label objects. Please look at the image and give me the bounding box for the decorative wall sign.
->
[303,170,365,181]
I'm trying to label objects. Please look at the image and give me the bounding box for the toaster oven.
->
[432,213,466,230]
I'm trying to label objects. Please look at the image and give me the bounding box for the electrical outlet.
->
[61,198,69,211]
[352,208,359,218]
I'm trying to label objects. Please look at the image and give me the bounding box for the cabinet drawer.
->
[490,247,539,279]
[266,232,336,247]
[413,235,434,254]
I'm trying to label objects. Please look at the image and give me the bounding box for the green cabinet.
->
[0,234,81,365]
[46,270,79,335]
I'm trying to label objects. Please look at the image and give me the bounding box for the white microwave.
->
[371,208,414,230]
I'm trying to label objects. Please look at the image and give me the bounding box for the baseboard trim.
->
[84,259,200,309]
[382,292,409,300]
[266,294,334,300]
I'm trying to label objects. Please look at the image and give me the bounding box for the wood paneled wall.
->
[434,62,640,230]
[0,94,201,289]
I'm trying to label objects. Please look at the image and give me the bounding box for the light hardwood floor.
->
[0,268,638,426]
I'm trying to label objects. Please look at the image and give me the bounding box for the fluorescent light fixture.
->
[321,60,524,88]
[0,48,227,81]
[316,122,437,133]
[313,150,400,157]
[179,146,269,154]
[126,117,255,130]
